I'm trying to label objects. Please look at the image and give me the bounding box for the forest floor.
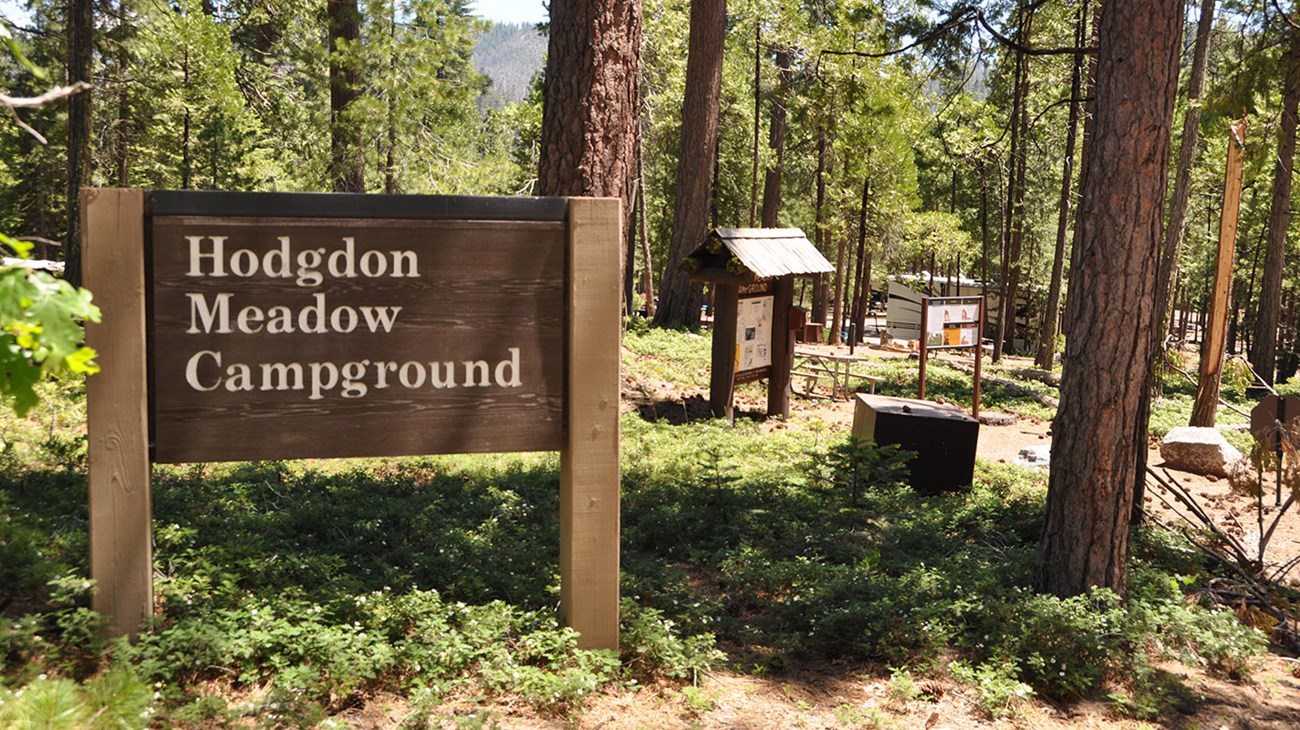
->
[330,348,1300,729]
[469,343,1300,730]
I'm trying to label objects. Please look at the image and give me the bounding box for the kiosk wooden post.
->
[83,188,153,638]
[560,198,622,649]
[709,284,739,420]
[767,277,795,418]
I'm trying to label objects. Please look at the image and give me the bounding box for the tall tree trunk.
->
[1035,0,1090,370]
[654,0,724,328]
[182,51,193,190]
[539,0,642,300]
[850,177,871,341]
[64,0,93,287]
[115,0,130,187]
[1249,24,1300,385]
[1191,121,1248,427]
[749,19,761,227]
[329,0,365,193]
[829,234,847,344]
[760,48,792,227]
[994,3,1033,360]
[979,161,990,287]
[1061,8,1101,343]
[636,134,655,318]
[1153,0,1217,360]
[384,1,399,195]
[1037,0,1184,598]
[812,133,830,327]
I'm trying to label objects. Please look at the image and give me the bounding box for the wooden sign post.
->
[84,190,621,649]
[918,295,984,417]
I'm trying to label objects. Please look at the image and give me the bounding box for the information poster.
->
[736,295,774,373]
[925,297,981,350]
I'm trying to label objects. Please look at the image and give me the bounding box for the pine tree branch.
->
[818,4,1095,65]
[0,81,92,109]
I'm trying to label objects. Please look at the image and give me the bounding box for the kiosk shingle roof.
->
[696,228,833,279]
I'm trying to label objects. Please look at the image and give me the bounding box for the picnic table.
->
[792,346,884,400]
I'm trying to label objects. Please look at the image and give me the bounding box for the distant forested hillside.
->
[473,21,547,108]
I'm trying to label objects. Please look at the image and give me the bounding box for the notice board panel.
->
[149,214,565,462]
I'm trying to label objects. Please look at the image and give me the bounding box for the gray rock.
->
[1158,426,1243,477]
[1016,444,1052,469]
[979,411,1019,426]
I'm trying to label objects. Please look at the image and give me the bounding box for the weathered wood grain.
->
[84,188,153,638]
[559,198,621,651]
[149,217,565,462]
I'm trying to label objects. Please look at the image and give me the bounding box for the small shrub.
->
[621,601,724,684]
[948,659,1033,719]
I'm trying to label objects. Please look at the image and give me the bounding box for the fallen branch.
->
[0,81,91,109]
[1144,467,1300,653]
[946,361,1059,409]
[1165,358,1250,418]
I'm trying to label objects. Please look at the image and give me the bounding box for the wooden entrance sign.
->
[681,228,833,421]
[83,190,621,649]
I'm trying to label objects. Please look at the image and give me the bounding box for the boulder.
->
[1158,426,1243,477]
[1016,444,1051,469]
[978,411,1019,426]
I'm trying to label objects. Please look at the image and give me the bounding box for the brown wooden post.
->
[560,198,622,650]
[918,296,930,399]
[83,188,153,639]
[973,296,985,418]
[767,276,794,418]
[1192,121,1247,426]
[710,284,739,420]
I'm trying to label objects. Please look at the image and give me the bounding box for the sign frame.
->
[918,295,985,418]
[83,189,622,649]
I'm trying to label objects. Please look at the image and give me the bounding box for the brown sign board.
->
[1250,395,1300,452]
[147,193,566,463]
[85,190,622,649]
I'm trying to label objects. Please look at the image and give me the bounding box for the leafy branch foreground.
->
[0,365,1280,727]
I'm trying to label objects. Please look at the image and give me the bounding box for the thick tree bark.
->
[64,0,93,287]
[1249,25,1300,385]
[654,0,724,328]
[328,0,365,193]
[538,0,642,302]
[1036,0,1183,599]
[760,48,792,228]
[1035,0,1090,370]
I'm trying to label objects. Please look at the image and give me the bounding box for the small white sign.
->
[736,295,774,371]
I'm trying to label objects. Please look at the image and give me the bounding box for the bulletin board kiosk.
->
[680,228,833,421]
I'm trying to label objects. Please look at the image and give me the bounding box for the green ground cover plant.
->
[0,328,1276,726]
